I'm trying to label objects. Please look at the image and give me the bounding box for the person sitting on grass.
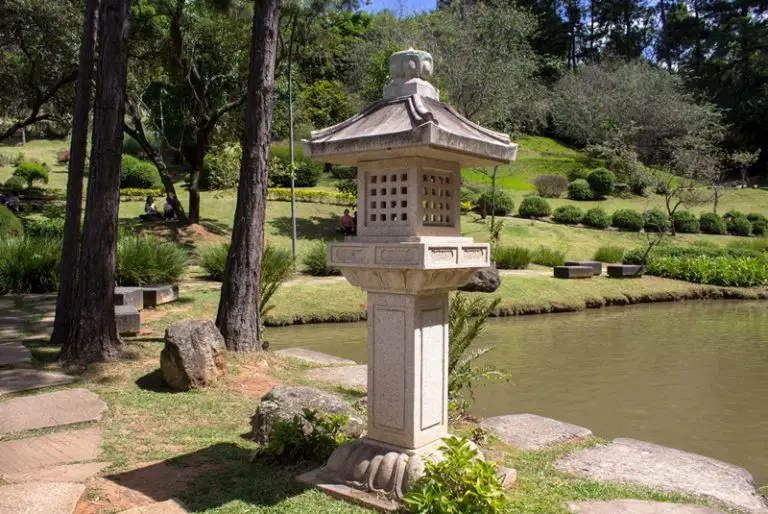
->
[6,192,20,214]
[339,209,355,234]
[163,195,176,220]
[140,196,162,221]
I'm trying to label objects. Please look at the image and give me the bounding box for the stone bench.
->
[114,287,143,310]
[142,285,179,308]
[564,261,602,276]
[554,266,594,279]
[607,264,644,278]
[115,305,140,335]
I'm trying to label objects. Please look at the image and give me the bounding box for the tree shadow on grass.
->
[269,213,345,241]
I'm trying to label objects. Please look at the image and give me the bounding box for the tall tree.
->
[216,0,281,351]
[51,0,101,346]
[60,0,130,364]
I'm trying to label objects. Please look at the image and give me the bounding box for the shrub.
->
[531,174,568,198]
[492,245,531,269]
[476,190,513,216]
[57,149,70,164]
[0,205,23,238]
[643,208,670,233]
[611,209,644,232]
[587,168,616,198]
[200,243,230,281]
[532,245,566,267]
[645,255,768,288]
[672,211,700,234]
[460,201,473,214]
[582,207,611,229]
[329,166,356,180]
[623,245,762,265]
[120,155,161,189]
[567,167,591,181]
[727,215,752,236]
[627,167,654,196]
[4,176,26,193]
[122,133,144,156]
[119,188,164,200]
[26,218,65,238]
[267,188,355,206]
[552,205,583,225]
[302,241,340,276]
[257,408,352,463]
[567,179,592,201]
[201,144,240,190]
[268,149,323,188]
[335,179,357,199]
[593,245,625,262]
[0,237,61,294]
[518,196,551,218]
[13,161,49,188]
[747,214,767,236]
[404,436,508,514]
[700,212,726,235]
[460,186,480,205]
[116,236,188,286]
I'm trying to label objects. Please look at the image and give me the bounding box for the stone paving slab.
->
[0,388,107,434]
[556,438,768,513]
[568,500,723,514]
[0,427,101,475]
[304,364,367,389]
[480,413,592,450]
[0,369,75,396]
[118,499,189,513]
[0,481,85,514]
[0,342,31,367]
[3,461,111,484]
[276,348,357,366]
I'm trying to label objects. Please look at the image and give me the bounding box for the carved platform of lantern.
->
[297,48,517,512]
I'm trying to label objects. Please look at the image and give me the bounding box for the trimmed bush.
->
[623,245,762,265]
[200,243,230,281]
[672,211,700,234]
[476,190,514,216]
[302,241,340,276]
[26,218,65,238]
[13,161,49,188]
[611,209,644,232]
[727,215,752,236]
[531,174,568,198]
[627,167,654,196]
[700,212,726,235]
[267,188,355,206]
[201,144,240,190]
[116,235,188,286]
[532,245,566,267]
[567,167,591,181]
[0,205,23,238]
[492,245,531,269]
[0,237,61,294]
[567,179,592,201]
[120,155,161,189]
[120,188,164,200]
[747,214,767,236]
[643,208,670,233]
[4,176,27,193]
[582,207,611,229]
[268,148,323,188]
[518,196,551,218]
[552,205,583,225]
[587,168,616,198]
[593,245,625,263]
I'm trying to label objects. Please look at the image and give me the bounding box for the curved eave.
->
[302,122,518,167]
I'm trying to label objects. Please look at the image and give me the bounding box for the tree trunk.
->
[185,129,209,225]
[216,0,280,352]
[60,0,130,364]
[51,0,101,346]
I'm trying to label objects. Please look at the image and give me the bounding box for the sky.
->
[360,0,436,16]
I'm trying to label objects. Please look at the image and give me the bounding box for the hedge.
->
[518,196,551,218]
[700,212,726,235]
[623,245,762,265]
[645,255,768,288]
[477,190,514,216]
[611,209,644,232]
[552,205,583,225]
[582,207,611,229]
[567,179,592,201]
[672,211,700,234]
[119,188,164,200]
[267,188,356,206]
[587,168,616,197]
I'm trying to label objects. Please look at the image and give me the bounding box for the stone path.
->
[556,438,768,513]
[568,500,724,514]
[276,347,357,366]
[0,388,107,434]
[305,364,368,389]
[0,482,86,514]
[0,368,75,396]
[2,462,112,484]
[0,427,102,475]
[118,499,189,513]
[480,413,592,450]
[0,341,31,366]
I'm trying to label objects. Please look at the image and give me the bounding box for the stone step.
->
[304,364,367,390]
[0,388,107,435]
[115,286,144,310]
[568,500,724,514]
[0,369,75,396]
[116,305,141,335]
[554,265,594,279]
[0,341,31,367]
[275,348,357,366]
[142,285,179,308]
[0,427,101,476]
[0,482,85,514]
[480,413,592,450]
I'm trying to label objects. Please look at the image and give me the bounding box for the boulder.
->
[459,266,501,293]
[481,413,592,450]
[251,386,365,443]
[160,320,226,391]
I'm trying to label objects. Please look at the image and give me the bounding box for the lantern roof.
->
[302,49,518,167]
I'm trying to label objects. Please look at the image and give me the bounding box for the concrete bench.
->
[115,305,140,335]
[114,287,143,310]
[607,264,644,278]
[554,266,594,279]
[564,260,602,276]
[142,285,179,308]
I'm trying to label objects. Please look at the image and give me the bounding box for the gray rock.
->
[480,413,592,450]
[0,482,85,514]
[143,284,179,307]
[496,465,517,489]
[115,286,144,310]
[305,364,368,390]
[555,438,768,513]
[0,342,31,366]
[554,265,594,279]
[0,388,107,435]
[459,265,501,293]
[275,348,356,366]
[115,305,141,335]
[251,386,364,443]
[161,320,226,391]
[0,369,75,396]
[568,500,724,514]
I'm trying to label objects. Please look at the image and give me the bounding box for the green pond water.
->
[268,300,768,487]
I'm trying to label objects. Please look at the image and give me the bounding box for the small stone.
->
[0,342,31,366]
[0,388,107,435]
[116,499,189,513]
[555,438,768,513]
[459,266,501,293]
[115,305,141,335]
[305,364,368,390]
[480,413,592,450]
[607,264,644,278]
[554,265,594,279]
[275,348,356,366]
[2,462,111,483]
[160,320,226,391]
[496,465,517,489]
[0,427,101,475]
[143,284,179,307]
[115,286,144,310]
[567,500,724,514]
[564,260,603,275]
[251,386,365,443]
[0,482,85,514]
[0,369,75,396]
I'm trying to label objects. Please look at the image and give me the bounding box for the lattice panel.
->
[367,171,409,224]
[421,172,454,226]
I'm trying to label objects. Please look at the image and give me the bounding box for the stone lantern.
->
[298,48,517,510]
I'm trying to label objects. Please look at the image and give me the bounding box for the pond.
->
[268,300,768,487]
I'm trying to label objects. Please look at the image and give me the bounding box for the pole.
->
[288,14,298,261]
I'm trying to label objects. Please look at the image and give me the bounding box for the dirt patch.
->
[227,363,279,398]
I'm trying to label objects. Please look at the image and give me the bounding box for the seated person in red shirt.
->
[340,209,355,234]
